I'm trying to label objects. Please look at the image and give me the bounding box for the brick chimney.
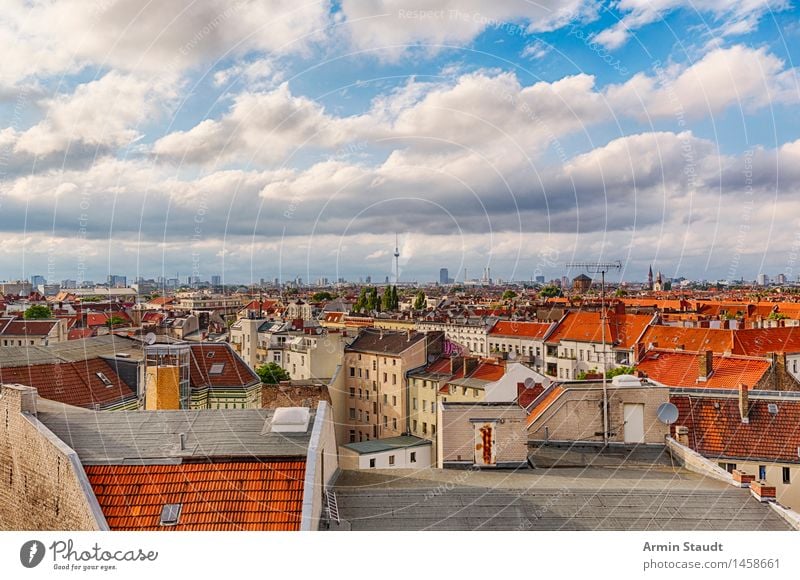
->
[463,356,479,377]
[732,469,755,488]
[750,480,777,502]
[697,350,713,381]
[738,383,749,423]
[449,356,463,375]
[674,425,689,446]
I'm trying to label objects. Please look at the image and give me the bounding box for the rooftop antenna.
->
[564,260,622,446]
[393,233,400,285]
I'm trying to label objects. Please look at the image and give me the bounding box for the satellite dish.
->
[507,352,516,361]
[315,327,323,334]
[523,377,535,389]
[427,354,436,363]
[144,332,157,345]
[656,402,679,425]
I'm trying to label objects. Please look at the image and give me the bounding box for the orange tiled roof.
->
[85,460,306,531]
[546,311,650,348]
[672,394,800,463]
[732,327,800,356]
[489,321,550,339]
[526,385,564,427]
[637,351,770,389]
[638,325,733,354]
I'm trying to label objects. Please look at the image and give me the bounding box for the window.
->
[383,416,388,427]
[392,374,397,385]
[358,368,362,378]
[759,465,767,480]
[358,410,363,421]
[366,390,370,400]
[383,394,388,404]
[349,408,355,419]
[209,363,225,375]
[392,395,397,406]
[410,452,417,463]
[349,430,355,443]
[579,350,584,361]
[349,388,355,398]
[365,412,369,422]
[392,359,396,366]
[160,503,182,526]
[473,389,478,398]
[432,424,436,436]
[413,419,418,431]
[388,455,395,466]
[784,467,791,484]
[422,400,427,412]
[358,389,362,399]
[392,418,397,430]
[96,372,113,386]
[373,360,377,371]
[358,354,362,360]
[383,372,388,382]
[422,422,427,435]
[369,458,376,468]
[413,398,417,410]
[365,370,369,379]
[349,367,355,377]
[431,401,436,413]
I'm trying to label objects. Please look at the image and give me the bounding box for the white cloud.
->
[0,0,331,86]
[521,40,552,60]
[340,0,594,59]
[595,0,790,50]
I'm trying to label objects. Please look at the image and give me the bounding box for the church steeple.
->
[648,265,654,290]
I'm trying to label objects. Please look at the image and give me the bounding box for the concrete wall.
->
[339,444,432,470]
[300,401,339,531]
[527,384,670,445]
[439,403,528,467]
[0,384,105,530]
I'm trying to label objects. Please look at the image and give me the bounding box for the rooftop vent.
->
[269,407,311,433]
[767,403,779,415]
[160,503,182,526]
[116,353,131,359]
[610,374,641,387]
[206,351,215,358]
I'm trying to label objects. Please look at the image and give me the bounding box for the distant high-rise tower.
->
[393,233,400,284]
[439,268,449,285]
[648,265,654,291]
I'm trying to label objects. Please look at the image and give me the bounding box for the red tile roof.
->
[85,460,306,531]
[732,327,800,356]
[526,385,564,427]
[637,351,771,389]
[0,318,59,336]
[0,358,135,409]
[189,343,260,389]
[672,394,800,463]
[638,325,734,354]
[68,328,96,340]
[546,311,651,348]
[489,321,551,339]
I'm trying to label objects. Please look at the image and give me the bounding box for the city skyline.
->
[1,3,799,284]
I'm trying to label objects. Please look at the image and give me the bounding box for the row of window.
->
[411,398,436,412]
[349,366,399,384]
[722,463,792,484]
[366,452,416,468]
[411,420,434,436]
[2,340,36,346]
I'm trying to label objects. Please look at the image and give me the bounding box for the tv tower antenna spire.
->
[393,233,400,284]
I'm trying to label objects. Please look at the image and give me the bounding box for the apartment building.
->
[343,329,443,444]
[416,318,493,354]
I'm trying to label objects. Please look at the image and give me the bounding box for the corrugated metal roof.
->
[342,435,431,455]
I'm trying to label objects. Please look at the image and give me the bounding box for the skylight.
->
[96,372,113,386]
[209,363,225,375]
[160,503,182,526]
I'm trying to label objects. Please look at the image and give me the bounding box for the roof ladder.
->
[325,490,340,524]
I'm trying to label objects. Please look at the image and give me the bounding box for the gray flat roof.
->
[0,335,144,367]
[36,399,313,464]
[342,435,431,455]
[329,466,793,531]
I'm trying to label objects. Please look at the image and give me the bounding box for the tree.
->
[354,287,368,313]
[614,288,628,297]
[539,285,561,298]
[413,290,426,310]
[606,366,636,379]
[390,285,399,310]
[256,362,291,384]
[23,305,52,319]
[106,315,127,327]
[501,290,517,301]
[365,287,379,312]
[312,291,334,302]
[382,286,392,311]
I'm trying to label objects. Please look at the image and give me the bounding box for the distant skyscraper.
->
[211,275,221,286]
[107,275,127,288]
[758,273,769,286]
[439,268,449,284]
[30,275,45,287]
[365,275,372,284]
[535,275,545,284]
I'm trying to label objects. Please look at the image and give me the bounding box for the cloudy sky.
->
[1,1,799,285]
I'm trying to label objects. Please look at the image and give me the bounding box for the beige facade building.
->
[343,329,443,444]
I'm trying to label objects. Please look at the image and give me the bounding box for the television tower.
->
[393,233,400,284]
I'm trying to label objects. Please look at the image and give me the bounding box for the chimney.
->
[674,425,689,446]
[463,357,479,377]
[407,328,413,341]
[178,433,186,451]
[449,356,463,375]
[738,383,749,422]
[697,350,713,381]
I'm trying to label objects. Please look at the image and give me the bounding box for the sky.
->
[1,1,799,285]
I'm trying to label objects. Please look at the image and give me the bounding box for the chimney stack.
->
[697,350,713,381]
[738,383,749,422]
[463,357,479,377]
